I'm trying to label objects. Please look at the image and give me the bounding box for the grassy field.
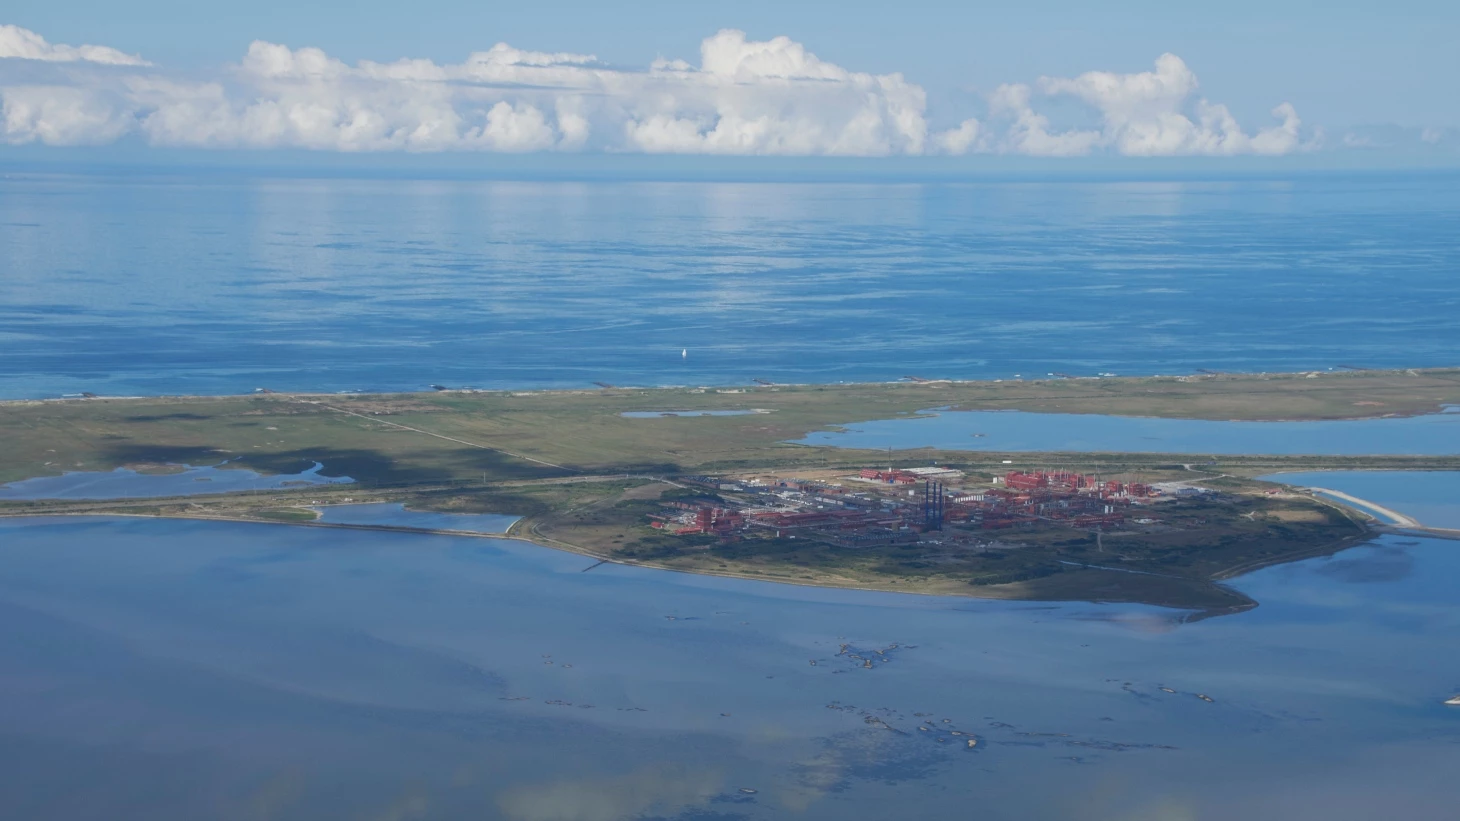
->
[2,367,1453,614]
[1,367,1458,485]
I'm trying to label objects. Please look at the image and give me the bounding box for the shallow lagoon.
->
[0,516,1455,820]
[796,407,1460,455]
[0,461,353,500]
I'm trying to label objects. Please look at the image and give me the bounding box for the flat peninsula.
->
[3,367,1459,616]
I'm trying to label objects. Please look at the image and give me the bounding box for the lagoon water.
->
[0,461,353,500]
[797,407,1460,455]
[0,516,1455,821]
[3,169,1459,399]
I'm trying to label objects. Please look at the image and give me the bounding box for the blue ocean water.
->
[2,168,1458,399]
[0,516,1455,820]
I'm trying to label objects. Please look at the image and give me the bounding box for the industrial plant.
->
[647,466,1217,548]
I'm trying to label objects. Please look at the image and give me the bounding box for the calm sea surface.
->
[2,169,1458,399]
[0,514,1456,821]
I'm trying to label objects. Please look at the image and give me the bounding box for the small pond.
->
[0,462,354,500]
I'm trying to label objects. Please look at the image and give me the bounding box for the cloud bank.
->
[0,24,150,66]
[1,24,1318,156]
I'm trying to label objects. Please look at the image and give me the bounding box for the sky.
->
[2,0,1457,164]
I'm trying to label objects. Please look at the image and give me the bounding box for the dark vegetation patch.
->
[967,562,1065,586]
[90,443,231,467]
[94,443,572,485]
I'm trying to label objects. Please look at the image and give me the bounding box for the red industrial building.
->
[650,506,743,536]
[648,468,1160,544]
[1004,471,1154,499]
[859,468,922,485]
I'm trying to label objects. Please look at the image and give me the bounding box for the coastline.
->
[0,507,1269,616]
[1262,474,1460,541]
[3,364,1458,423]
[1307,488,1420,527]
[4,470,1397,616]
[3,365,1456,616]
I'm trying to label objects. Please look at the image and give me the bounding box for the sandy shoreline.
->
[3,365,1458,424]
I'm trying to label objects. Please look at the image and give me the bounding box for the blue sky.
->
[2,1,1456,162]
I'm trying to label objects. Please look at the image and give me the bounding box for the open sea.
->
[2,168,1458,399]
[1,166,1459,820]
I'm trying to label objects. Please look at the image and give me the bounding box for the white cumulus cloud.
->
[618,29,929,155]
[987,53,1310,157]
[0,24,149,66]
[0,24,1314,158]
[1,84,134,144]
[932,118,982,155]
[988,82,1102,157]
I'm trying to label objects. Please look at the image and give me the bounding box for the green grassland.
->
[2,367,1456,614]
[2,367,1458,485]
